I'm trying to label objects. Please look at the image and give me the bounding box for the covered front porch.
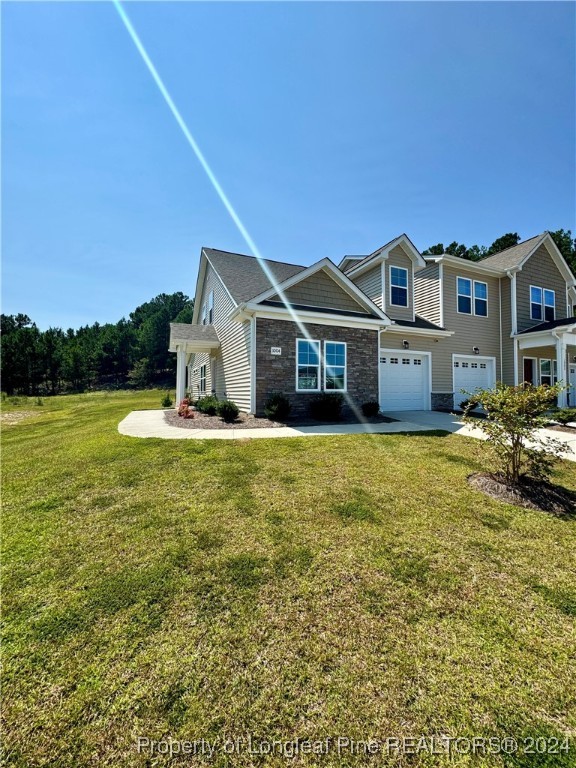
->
[515,318,576,407]
[168,323,220,403]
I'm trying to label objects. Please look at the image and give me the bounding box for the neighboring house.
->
[169,232,576,415]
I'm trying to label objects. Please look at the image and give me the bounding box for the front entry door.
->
[523,358,535,386]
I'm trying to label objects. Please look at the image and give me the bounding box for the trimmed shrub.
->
[264,393,291,421]
[309,393,344,421]
[554,407,576,425]
[217,399,239,423]
[462,382,564,483]
[161,392,173,408]
[361,401,380,418]
[196,395,219,416]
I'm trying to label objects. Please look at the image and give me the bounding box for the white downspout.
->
[507,270,518,385]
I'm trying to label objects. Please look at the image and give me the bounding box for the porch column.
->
[556,334,568,407]
[176,347,187,404]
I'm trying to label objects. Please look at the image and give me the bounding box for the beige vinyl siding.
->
[352,265,383,310]
[516,244,569,331]
[500,277,514,385]
[190,261,252,411]
[414,262,441,326]
[385,245,413,322]
[268,269,369,314]
[440,265,501,386]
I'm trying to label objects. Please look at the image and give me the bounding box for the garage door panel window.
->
[390,267,408,307]
[296,339,320,391]
[324,341,346,391]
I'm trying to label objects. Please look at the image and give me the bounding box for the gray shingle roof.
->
[478,234,544,271]
[203,248,306,304]
[169,323,219,345]
[517,316,576,334]
[390,316,447,332]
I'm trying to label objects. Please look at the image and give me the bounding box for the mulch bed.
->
[468,472,576,516]
[164,409,398,431]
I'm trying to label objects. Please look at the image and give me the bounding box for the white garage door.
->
[379,351,430,411]
[453,355,496,410]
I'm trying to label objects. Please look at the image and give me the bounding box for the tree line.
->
[1,293,193,396]
[422,229,576,274]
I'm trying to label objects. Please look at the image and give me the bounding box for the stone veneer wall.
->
[431,392,455,411]
[255,318,379,418]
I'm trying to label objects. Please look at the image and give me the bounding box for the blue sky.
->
[3,1,575,330]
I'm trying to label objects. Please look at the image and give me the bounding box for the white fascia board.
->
[190,253,208,325]
[347,234,426,278]
[381,325,454,338]
[237,302,389,330]
[436,254,504,277]
[249,258,390,322]
[514,327,576,350]
[169,340,220,354]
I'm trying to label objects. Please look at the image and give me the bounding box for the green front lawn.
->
[3,391,576,767]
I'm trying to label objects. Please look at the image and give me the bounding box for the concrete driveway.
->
[382,410,576,462]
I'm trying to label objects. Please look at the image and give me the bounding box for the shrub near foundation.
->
[216,400,239,423]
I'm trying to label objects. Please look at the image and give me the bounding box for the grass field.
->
[3,390,576,767]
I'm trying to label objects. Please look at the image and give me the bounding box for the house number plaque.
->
[271,347,282,355]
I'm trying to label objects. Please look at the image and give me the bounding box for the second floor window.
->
[201,304,207,325]
[457,277,488,316]
[530,286,555,322]
[390,266,408,307]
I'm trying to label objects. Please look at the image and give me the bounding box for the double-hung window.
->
[208,291,214,324]
[474,281,488,316]
[324,341,346,391]
[390,266,408,307]
[457,277,488,316]
[530,286,555,322]
[296,339,320,391]
[539,359,557,387]
[457,277,472,314]
[199,364,207,394]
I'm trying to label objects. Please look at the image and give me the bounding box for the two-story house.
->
[168,232,576,416]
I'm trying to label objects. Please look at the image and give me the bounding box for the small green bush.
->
[196,395,219,416]
[361,401,380,418]
[161,392,173,408]
[264,393,291,421]
[554,407,576,425]
[309,393,343,421]
[217,399,239,423]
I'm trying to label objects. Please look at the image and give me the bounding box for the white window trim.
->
[199,364,207,394]
[530,285,555,322]
[201,303,207,325]
[323,340,347,393]
[473,280,489,317]
[456,276,472,315]
[389,265,409,308]
[296,338,321,393]
[538,358,557,385]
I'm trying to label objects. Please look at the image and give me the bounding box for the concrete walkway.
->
[382,410,576,462]
[118,409,434,441]
[118,408,576,461]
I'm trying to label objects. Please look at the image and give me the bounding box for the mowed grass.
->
[2,391,576,767]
